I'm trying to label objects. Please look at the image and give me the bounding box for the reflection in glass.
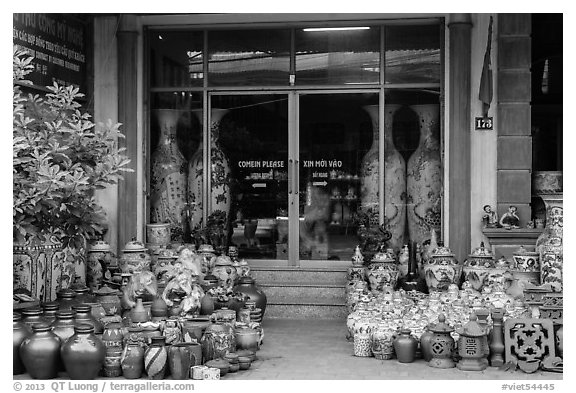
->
[214,95,289,259]
[149,31,204,87]
[299,94,378,260]
[295,27,380,85]
[149,93,203,242]
[385,25,441,84]
[208,30,290,86]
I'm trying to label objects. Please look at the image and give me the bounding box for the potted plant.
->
[13,46,132,301]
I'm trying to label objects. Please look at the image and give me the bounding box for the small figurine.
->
[351,245,364,266]
[499,205,520,229]
[482,205,499,228]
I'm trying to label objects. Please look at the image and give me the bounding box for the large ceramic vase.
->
[121,342,145,379]
[144,336,168,380]
[13,313,32,375]
[200,321,235,362]
[19,323,61,379]
[13,240,63,302]
[188,108,231,231]
[61,324,106,380]
[535,193,563,292]
[406,104,442,246]
[233,276,268,318]
[366,252,399,293]
[362,105,406,252]
[150,109,188,242]
[424,246,462,292]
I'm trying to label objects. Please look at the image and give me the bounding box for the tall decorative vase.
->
[406,104,442,246]
[535,193,563,292]
[362,105,406,252]
[144,336,168,380]
[188,109,231,232]
[13,240,63,302]
[150,109,188,242]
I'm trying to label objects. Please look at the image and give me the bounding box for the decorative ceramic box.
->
[202,366,221,380]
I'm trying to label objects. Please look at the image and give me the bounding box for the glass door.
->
[297,92,380,263]
[210,94,290,262]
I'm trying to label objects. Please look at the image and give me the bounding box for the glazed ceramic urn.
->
[19,323,61,379]
[406,104,442,246]
[511,246,540,287]
[200,321,235,361]
[233,276,268,318]
[13,313,32,375]
[86,240,112,292]
[144,336,168,380]
[119,239,151,274]
[424,245,461,292]
[198,244,217,276]
[60,324,106,380]
[535,193,563,292]
[95,285,122,316]
[211,255,238,289]
[366,250,399,293]
[188,108,231,232]
[150,109,188,242]
[462,242,496,292]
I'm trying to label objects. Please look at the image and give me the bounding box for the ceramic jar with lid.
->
[233,276,267,318]
[201,321,235,361]
[61,324,106,380]
[87,239,114,291]
[424,245,462,291]
[366,250,399,293]
[13,313,32,375]
[205,358,230,376]
[198,244,217,275]
[119,239,151,274]
[427,314,455,368]
[462,242,495,292]
[211,255,238,289]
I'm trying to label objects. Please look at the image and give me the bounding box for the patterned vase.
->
[144,336,168,380]
[200,321,235,362]
[362,105,406,252]
[188,108,231,232]
[366,252,399,293]
[406,104,442,246]
[13,240,64,302]
[150,109,188,242]
[424,246,462,292]
[535,193,563,292]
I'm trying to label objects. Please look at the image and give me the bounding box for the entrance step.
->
[250,266,348,285]
[259,282,346,302]
[265,301,348,320]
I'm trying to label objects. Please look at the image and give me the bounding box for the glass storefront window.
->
[148,92,203,242]
[208,29,291,86]
[295,26,380,85]
[385,25,441,84]
[212,94,290,260]
[149,31,204,87]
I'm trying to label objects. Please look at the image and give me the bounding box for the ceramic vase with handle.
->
[406,104,442,246]
[188,109,231,232]
[150,109,188,242]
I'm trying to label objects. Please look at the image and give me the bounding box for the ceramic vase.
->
[366,255,399,293]
[121,342,145,379]
[13,240,63,302]
[102,322,124,353]
[21,307,49,329]
[362,105,407,252]
[168,342,202,379]
[233,276,268,318]
[353,333,373,357]
[95,286,122,316]
[182,316,211,343]
[424,246,462,292]
[144,336,168,380]
[61,324,106,380]
[13,313,32,375]
[50,310,76,372]
[535,193,563,292]
[150,109,188,242]
[188,108,231,232]
[130,297,150,324]
[19,323,61,379]
[406,104,442,246]
[72,304,104,334]
[393,329,418,363]
[371,323,395,360]
[201,321,235,362]
[419,326,434,362]
[146,223,171,247]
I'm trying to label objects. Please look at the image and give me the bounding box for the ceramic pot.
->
[150,296,168,321]
[121,342,145,379]
[146,223,172,247]
[19,323,61,379]
[55,289,78,311]
[182,316,212,343]
[512,246,540,273]
[95,285,122,316]
[353,333,372,357]
[406,104,442,245]
[61,324,106,379]
[86,240,113,292]
[119,239,151,274]
[462,242,496,292]
[211,255,238,289]
[102,322,124,353]
[419,326,434,362]
[233,276,267,318]
[103,349,123,377]
[21,307,49,329]
[130,297,150,324]
[13,313,32,375]
[424,246,462,292]
[188,109,231,232]
[371,323,395,360]
[535,193,563,292]
[72,304,104,334]
[205,358,230,377]
[150,109,188,242]
[13,239,63,302]
[393,328,418,363]
[51,310,76,346]
[235,326,260,351]
[366,252,399,293]
[168,342,201,379]
[41,302,58,325]
[144,336,168,380]
[201,321,235,361]
[163,317,183,345]
[200,294,215,315]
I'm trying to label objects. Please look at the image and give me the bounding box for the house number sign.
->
[475,117,494,130]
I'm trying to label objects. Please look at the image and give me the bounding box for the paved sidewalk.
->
[225,318,563,380]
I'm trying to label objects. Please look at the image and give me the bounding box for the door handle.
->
[293,159,299,195]
[288,159,293,195]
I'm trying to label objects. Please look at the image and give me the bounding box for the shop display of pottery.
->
[535,193,563,292]
[406,104,442,246]
[188,108,231,232]
[150,109,189,242]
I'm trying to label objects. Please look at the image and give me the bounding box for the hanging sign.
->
[474,117,494,130]
[13,13,88,93]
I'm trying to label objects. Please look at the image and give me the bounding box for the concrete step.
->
[250,266,347,285]
[260,282,346,303]
[265,303,348,319]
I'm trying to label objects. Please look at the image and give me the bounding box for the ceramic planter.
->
[146,223,171,247]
